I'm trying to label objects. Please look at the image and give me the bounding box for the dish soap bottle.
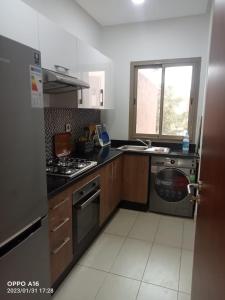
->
[182,130,190,153]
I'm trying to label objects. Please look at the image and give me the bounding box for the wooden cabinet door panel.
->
[49,198,71,231]
[112,157,122,208]
[48,191,73,285]
[100,163,112,225]
[50,238,73,284]
[122,154,149,204]
[49,216,72,250]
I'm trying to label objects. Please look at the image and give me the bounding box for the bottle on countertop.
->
[182,130,190,153]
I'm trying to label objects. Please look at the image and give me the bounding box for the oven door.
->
[72,188,100,258]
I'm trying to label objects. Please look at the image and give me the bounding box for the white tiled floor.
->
[143,244,181,290]
[53,209,196,300]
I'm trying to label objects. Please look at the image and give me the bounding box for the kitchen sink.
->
[145,146,170,154]
[117,145,170,154]
[117,145,148,151]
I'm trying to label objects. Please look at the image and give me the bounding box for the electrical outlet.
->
[65,123,71,132]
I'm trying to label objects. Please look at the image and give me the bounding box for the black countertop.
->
[150,151,198,158]
[47,145,199,199]
[47,147,123,198]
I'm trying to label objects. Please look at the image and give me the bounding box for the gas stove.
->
[46,157,97,178]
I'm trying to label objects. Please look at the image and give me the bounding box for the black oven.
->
[72,176,100,259]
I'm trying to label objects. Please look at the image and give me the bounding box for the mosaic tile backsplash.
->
[44,108,101,159]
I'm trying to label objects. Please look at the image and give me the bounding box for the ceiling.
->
[75,0,210,26]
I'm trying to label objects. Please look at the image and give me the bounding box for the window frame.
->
[129,58,201,142]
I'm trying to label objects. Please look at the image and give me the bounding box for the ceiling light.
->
[132,0,145,5]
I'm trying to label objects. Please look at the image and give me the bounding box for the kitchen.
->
[1,0,225,300]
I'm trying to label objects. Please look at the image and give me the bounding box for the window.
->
[130,58,201,141]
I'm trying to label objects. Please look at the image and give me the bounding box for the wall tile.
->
[44,108,100,159]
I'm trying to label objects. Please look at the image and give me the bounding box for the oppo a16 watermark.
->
[4,281,53,296]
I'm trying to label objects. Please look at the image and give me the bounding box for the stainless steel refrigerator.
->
[0,36,51,299]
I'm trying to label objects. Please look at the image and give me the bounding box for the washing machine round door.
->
[154,168,189,202]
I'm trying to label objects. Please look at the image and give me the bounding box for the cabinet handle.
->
[76,189,101,210]
[52,237,70,255]
[100,89,104,107]
[54,65,69,73]
[51,197,69,210]
[78,89,83,105]
[51,218,70,232]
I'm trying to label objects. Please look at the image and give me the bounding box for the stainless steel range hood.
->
[42,69,90,94]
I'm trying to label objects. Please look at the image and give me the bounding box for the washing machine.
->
[149,156,197,218]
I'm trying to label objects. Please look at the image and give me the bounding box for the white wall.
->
[22,0,101,49]
[198,2,214,156]
[101,14,211,142]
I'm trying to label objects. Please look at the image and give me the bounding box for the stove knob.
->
[171,159,175,165]
[47,159,53,166]
[80,190,84,196]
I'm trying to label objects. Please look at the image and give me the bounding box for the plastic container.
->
[182,130,190,153]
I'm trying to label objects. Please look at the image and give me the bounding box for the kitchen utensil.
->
[54,132,72,157]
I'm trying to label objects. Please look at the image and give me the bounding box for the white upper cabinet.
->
[0,1,113,109]
[38,13,77,76]
[77,39,114,109]
[0,0,39,49]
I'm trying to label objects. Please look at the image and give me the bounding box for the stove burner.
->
[46,157,97,178]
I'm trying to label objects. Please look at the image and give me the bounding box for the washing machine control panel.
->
[162,157,197,168]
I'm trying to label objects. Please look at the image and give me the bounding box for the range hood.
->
[42,69,90,94]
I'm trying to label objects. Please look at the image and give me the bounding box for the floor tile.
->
[95,273,140,300]
[110,238,152,280]
[155,216,183,248]
[79,233,124,271]
[53,266,106,300]
[182,220,196,250]
[159,215,185,223]
[143,244,181,290]
[128,212,160,242]
[178,292,191,300]
[119,208,139,216]
[179,250,194,294]
[137,282,178,300]
[104,209,138,236]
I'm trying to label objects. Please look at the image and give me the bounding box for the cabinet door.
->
[100,158,122,225]
[0,0,39,49]
[77,39,113,109]
[112,157,122,208]
[122,154,149,204]
[38,13,77,75]
[104,60,114,109]
[77,71,105,109]
[49,190,73,285]
[100,163,112,225]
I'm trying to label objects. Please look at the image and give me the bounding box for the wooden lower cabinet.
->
[112,157,122,207]
[100,162,112,225]
[47,154,149,285]
[122,154,149,204]
[48,156,122,284]
[48,190,73,285]
[100,157,122,225]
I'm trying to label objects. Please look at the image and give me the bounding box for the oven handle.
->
[76,189,101,210]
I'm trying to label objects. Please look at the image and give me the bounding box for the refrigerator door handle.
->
[0,217,42,257]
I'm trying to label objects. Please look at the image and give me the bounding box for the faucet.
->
[136,139,152,148]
